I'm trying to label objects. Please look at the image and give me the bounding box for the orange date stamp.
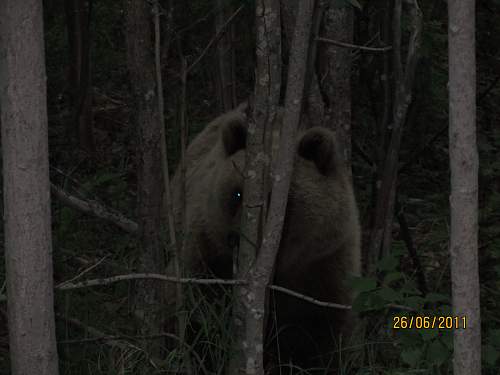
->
[392,315,467,330]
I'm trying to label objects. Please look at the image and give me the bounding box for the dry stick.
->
[55,273,246,291]
[186,3,245,75]
[57,255,109,287]
[59,333,181,345]
[175,41,194,374]
[6,273,420,312]
[51,183,138,234]
[154,3,191,371]
[316,37,392,52]
[395,200,428,296]
[269,285,351,310]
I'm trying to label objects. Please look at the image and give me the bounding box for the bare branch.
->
[186,4,245,75]
[51,183,138,234]
[316,37,392,52]
[55,273,246,291]
[269,285,351,310]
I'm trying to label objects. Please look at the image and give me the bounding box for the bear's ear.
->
[297,127,336,176]
[222,119,247,156]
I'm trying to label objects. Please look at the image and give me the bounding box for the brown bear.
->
[169,103,361,374]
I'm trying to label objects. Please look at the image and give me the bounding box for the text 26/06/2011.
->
[392,315,467,330]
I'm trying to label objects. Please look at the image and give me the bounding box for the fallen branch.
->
[55,273,246,291]
[51,183,138,234]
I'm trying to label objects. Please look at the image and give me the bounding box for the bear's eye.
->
[228,188,243,216]
[233,190,242,202]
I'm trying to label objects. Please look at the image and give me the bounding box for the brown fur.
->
[170,105,361,373]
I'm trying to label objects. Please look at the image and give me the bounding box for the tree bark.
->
[214,0,236,112]
[448,0,481,373]
[124,0,165,362]
[65,0,95,153]
[320,2,354,168]
[229,1,314,373]
[0,1,60,374]
[228,0,282,373]
[367,0,422,271]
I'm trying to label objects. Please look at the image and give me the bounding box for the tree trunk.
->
[367,0,422,271]
[320,3,354,168]
[229,1,315,373]
[124,0,165,363]
[228,0,282,373]
[0,1,60,374]
[448,0,481,373]
[214,0,236,113]
[65,0,95,153]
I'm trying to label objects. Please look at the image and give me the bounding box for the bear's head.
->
[182,111,358,280]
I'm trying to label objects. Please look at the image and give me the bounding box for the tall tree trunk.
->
[228,0,282,373]
[320,3,354,168]
[367,0,422,270]
[124,0,165,363]
[214,0,236,112]
[448,0,481,373]
[65,0,95,153]
[229,1,314,373]
[0,1,60,374]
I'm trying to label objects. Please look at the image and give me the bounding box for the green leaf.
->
[384,272,404,285]
[425,293,450,303]
[350,276,377,293]
[351,292,370,313]
[419,327,439,341]
[377,255,399,272]
[489,329,500,347]
[426,340,450,366]
[401,348,422,367]
[397,329,421,347]
[405,296,426,310]
[483,344,499,366]
[441,330,454,350]
[377,287,401,302]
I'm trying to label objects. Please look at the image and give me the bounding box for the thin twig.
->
[268,285,416,312]
[59,332,180,345]
[316,37,392,52]
[51,183,138,234]
[186,4,245,74]
[269,285,351,310]
[57,255,109,288]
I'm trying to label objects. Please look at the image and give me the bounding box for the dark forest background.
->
[1,0,499,374]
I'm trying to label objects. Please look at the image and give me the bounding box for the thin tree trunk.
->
[65,0,95,153]
[124,0,165,363]
[228,0,282,373]
[320,2,354,168]
[448,0,481,373]
[230,1,314,373]
[0,1,60,374]
[281,0,325,129]
[367,0,422,271]
[215,0,236,112]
